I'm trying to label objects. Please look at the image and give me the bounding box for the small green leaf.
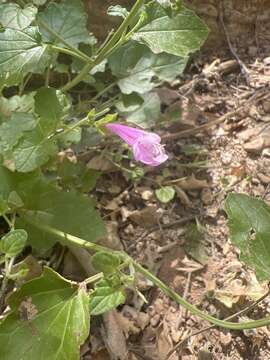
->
[225,193,270,280]
[92,252,121,275]
[39,0,96,48]
[0,267,90,360]
[0,113,37,152]
[34,87,62,132]
[132,6,208,57]
[155,186,175,203]
[13,128,58,173]
[116,93,161,128]
[7,191,24,209]
[90,278,126,315]
[0,3,37,30]
[0,27,51,86]
[107,5,129,18]
[0,229,27,258]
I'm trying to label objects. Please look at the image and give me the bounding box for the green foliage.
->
[0,27,51,86]
[39,0,96,47]
[107,5,129,18]
[116,92,161,128]
[92,252,121,275]
[133,5,208,57]
[90,278,126,315]
[225,193,270,280]
[0,3,37,30]
[155,186,175,203]
[0,229,28,258]
[0,166,105,252]
[0,267,90,360]
[109,41,188,94]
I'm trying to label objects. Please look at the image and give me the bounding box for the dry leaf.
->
[175,175,209,190]
[102,311,128,360]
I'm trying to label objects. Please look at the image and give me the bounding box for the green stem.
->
[84,272,104,285]
[38,18,92,63]
[62,0,145,92]
[133,261,270,330]
[22,217,270,331]
[50,45,92,63]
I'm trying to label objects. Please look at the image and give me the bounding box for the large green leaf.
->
[90,278,126,315]
[0,27,51,86]
[225,193,270,280]
[0,3,37,30]
[0,166,105,252]
[0,94,35,121]
[132,6,208,57]
[39,0,95,48]
[0,267,90,360]
[109,41,187,94]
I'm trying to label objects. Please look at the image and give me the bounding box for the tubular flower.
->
[105,123,168,166]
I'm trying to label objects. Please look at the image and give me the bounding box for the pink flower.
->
[105,123,168,166]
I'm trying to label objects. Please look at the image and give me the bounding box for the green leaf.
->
[0,112,37,152]
[0,166,105,252]
[34,87,62,132]
[90,278,126,315]
[0,229,28,258]
[0,93,35,120]
[155,186,175,203]
[39,0,95,48]
[0,267,90,360]
[0,197,9,216]
[225,193,270,280]
[13,128,58,173]
[7,191,24,209]
[132,6,208,57]
[116,93,161,128]
[107,5,129,18]
[109,41,187,94]
[0,27,51,86]
[0,3,37,30]
[92,252,121,275]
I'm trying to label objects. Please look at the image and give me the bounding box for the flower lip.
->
[105,123,168,166]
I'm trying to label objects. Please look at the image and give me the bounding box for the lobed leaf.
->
[132,6,208,57]
[225,193,270,280]
[109,41,188,94]
[39,0,96,48]
[0,27,51,86]
[0,267,90,360]
[0,3,37,30]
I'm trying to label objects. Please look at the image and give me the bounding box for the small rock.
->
[201,188,213,205]
[150,314,160,327]
[141,190,153,201]
[244,137,264,153]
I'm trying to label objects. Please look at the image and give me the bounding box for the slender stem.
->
[38,18,93,63]
[2,214,13,229]
[132,262,270,330]
[84,272,104,285]
[0,257,15,309]
[166,288,270,359]
[50,45,92,63]
[21,216,270,331]
[62,0,145,92]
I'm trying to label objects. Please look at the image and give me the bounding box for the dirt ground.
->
[80,35,270,359]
